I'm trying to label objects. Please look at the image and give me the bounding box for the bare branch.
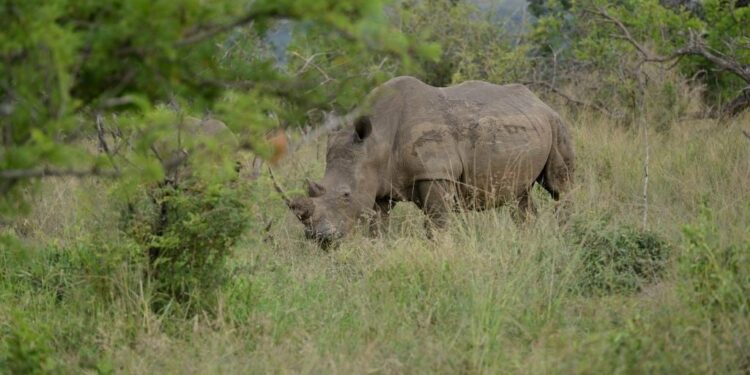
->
[288,110,357,154]
[176,8,287,46]
[249,157,264,180]
[589,8,750,83]
[590,8,650,58]
[721,87,750,118]
[100,95,139,109]
[0,167,120,180]
[96,114,122,175]
[95,114,111,154]
[290,51,334,89]
[524,81,619,118]
[588,7,750,117]
[291,52,331,77]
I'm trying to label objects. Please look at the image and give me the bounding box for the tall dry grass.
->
[2,107,749,374]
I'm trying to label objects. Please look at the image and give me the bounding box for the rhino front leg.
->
[415,179,457,235]
[369,198,394,237]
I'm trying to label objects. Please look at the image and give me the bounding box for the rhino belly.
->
[458,117,551,209]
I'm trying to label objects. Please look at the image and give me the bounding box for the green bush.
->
[1,232,140,372]
[681,207,750,315]
[0,315,58,375]
[125,178,250,314]
[571,218,671,295]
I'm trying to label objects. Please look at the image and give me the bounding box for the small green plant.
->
[125,177,250,314]
[681,206,750,315]
[570,217,670,295]
[0,315,58,375]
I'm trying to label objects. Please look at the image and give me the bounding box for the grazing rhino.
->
[285,76,575,246]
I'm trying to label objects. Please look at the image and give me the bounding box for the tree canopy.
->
[0,0,439,213]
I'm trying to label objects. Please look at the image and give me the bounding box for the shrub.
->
[124,177,251,314]
[570,217,671,295]
[0,315,58,375]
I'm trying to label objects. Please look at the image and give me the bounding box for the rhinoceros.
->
[284,76,575,245]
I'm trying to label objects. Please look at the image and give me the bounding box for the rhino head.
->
[284,116,379,247]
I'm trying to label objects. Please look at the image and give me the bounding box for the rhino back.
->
[369,77,556,206]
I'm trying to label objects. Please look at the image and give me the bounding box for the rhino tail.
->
[537,115,575,201]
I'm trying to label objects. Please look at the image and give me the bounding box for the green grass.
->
[2,110,749,374]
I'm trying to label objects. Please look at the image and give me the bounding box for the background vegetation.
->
[2,0,749,373]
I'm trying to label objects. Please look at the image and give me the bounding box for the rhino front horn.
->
[290,197,314,221]
[268,167,293,207]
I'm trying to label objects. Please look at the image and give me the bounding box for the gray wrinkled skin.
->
[291,76,575,246]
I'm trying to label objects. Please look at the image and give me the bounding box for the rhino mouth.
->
[303,223,343,248]
[305,230,342,249]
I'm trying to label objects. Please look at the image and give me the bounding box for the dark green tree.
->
[0,0,438,213]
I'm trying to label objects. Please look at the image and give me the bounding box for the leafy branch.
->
[589,7,750,117]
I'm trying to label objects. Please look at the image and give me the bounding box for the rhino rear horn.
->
[306,179,326,197]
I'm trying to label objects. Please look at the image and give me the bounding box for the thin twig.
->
[641,113,650,230]
[634,63,650,230]
[262,218,276,243]
[524,81,618,118]
[288,110,357,154]
[176,8,285,46]
[95,114,121,174]
[291,52,330,77]
[0,167,120,179]
[95,114,112,155]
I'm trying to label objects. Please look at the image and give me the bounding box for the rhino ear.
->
[353,116,372,143]
[306,179,326,197]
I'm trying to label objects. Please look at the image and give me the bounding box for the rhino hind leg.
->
[539,117,575,197]
[415,179,457,234]
[536,152,570,201]
[537,116,575,218]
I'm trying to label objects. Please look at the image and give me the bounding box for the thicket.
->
[1,0,435,314]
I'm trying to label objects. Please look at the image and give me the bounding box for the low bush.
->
[570,217,670,295]
[124,177,251,314]
[0,315,58,375]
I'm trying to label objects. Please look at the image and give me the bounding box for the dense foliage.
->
[571,217,670,295]
[529,0,749,112]
[0,0,437,213]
